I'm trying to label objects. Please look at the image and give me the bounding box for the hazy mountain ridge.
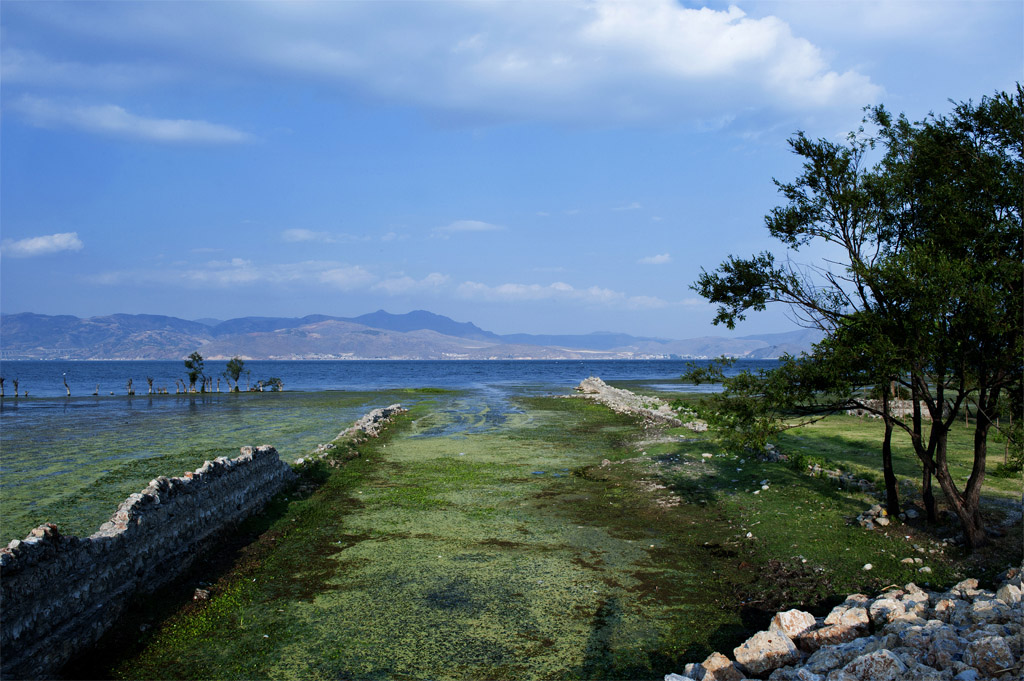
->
[0,312,821,360]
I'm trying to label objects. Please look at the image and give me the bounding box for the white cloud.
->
[282,228,334,243]
[456,279,669,309]
[436,219,504,234]
[372,272,450,294]
[1,232,84,257]
[613,202,642,211]
[638,253,671,265]
[11,96,252,144]
[9,0,882,127]
[0,47,178,89]
[317,265,376,289]
[282,228,396,243]
[92,259,373,289]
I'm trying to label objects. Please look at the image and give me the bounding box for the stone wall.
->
[846,399,952,421]
[0,445,295,680]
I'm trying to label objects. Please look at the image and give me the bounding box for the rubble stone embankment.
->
[0,445,295,680]
[571,377,706,430]
[666,570,1022,681]
[300,404,408,464]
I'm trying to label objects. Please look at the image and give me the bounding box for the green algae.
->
[77,390,1021,681]
[0,391,419,541]
[100,394,752,680]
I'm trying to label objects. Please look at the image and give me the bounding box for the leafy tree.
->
[184,352,205,393]
[691,87,1022,549]
[224,357,245,392]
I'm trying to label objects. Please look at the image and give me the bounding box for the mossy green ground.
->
[74,389,1020,681]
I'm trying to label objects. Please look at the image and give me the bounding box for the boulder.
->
[962,635,1016,675]
[841,649,907,681]
[700,652,743,681]
[797,625,861,653]
[771,610,818,640]
[734,630,802,676]
[868,598,906,626]
[995,582,1021,605]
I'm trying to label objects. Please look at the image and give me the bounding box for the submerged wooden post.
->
[63,373,70,397]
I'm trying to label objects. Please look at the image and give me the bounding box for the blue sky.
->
[1,1,1020,338]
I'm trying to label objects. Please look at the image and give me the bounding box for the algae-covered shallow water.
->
[0,390,424,540]
[103,391,752,681]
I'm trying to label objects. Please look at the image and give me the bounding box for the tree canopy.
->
[184,351,205,393]
[690,86,1023,549]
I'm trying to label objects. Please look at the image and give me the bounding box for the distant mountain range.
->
[0,311,822,360]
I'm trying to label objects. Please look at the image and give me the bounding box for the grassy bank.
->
[69,389,1020,680]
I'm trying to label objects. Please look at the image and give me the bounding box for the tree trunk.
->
[910,382,939,522]
[881,389,900,515]
[933,418,990,550]
[921,466,937,522]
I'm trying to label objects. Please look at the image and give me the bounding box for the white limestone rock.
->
[771,610,818,640]
[734,630,803,676]
[840,649,907,681]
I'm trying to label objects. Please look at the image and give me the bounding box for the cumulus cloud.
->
[317,265,376,289]
[638,253,671,265]
[11,96,252,144]
[372,272,450,294]
[1,232,84,257]
[8,1,881,127]
[456,280,669,309]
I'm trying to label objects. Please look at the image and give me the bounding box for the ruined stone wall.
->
[846,399,953,421]
[0,445,295,680]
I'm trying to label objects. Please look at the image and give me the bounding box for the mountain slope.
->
[347,309,500,341]
[0,311,819,360]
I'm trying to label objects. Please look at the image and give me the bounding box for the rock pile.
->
[297,404,407,465]
[571,377,695,429]
[857,504,892,529]
[665,571,1022,681]
[341,403,407,438]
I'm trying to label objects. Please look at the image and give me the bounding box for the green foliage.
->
[261,377,283,392]
[689,86,1023,548]
[183,351,204,392]
[224,357,245,392]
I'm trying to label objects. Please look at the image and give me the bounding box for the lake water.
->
[0,360,777,542]
[0,359,776,398]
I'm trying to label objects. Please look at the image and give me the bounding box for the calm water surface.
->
[0,359,776,398]
[0,360,777,542]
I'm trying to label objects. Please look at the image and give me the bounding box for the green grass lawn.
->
[776,413,1021,499]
